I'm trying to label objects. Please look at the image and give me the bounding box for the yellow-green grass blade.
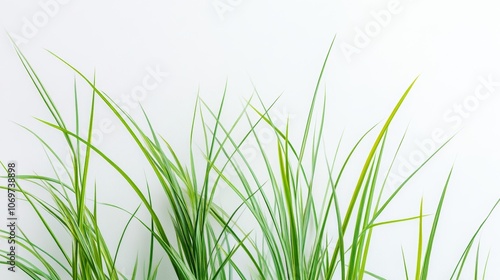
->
[327,76,419,279]
[361,215,430,230]
[347,154,377,279]
[416,198,424,280]
[368,135,455,229]
[358,133,387,280]
[358,127,408,278]
[314,126,377,279]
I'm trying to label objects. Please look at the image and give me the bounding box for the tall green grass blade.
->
[420,167,454,279]
[327,77,419,279]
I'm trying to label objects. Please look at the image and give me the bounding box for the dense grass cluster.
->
[1,39,499,279]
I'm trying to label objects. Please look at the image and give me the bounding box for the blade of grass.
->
[420,167,454,279]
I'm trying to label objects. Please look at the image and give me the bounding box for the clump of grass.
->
[3,37,500,280]
[6,43,256,279]
[0,44,146,279]
[193,40,438,279]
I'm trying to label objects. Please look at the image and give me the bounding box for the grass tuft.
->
[2,37,499,280]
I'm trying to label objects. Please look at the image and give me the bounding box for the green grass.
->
[0,44,141,279]
[2,38,500,279]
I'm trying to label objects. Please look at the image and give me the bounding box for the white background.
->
[1,0,500,279]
